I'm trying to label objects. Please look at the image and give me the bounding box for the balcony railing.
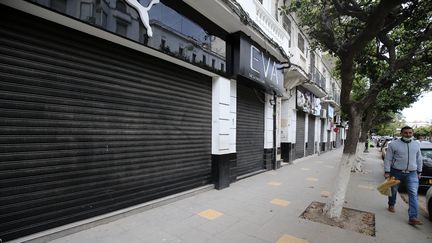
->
[309,66,326,90]
[247,0,289,53]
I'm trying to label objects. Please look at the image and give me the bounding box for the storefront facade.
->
[0,0,288,241]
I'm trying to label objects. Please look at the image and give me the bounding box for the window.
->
[100,11,107,28]
[161,39,166,48]
[116,0,127,13]
[283,15,292,47]
[298,33,305,53]
[179,47,184,56]
[50,0,67,13]
[192,53,196,62]
[202,55,206,64]
[116,21,127,36]
[212,59,215,68]
[220,63,224,71]
[282,15,291,35]
[332,83,336,97]
[80,2,94,23]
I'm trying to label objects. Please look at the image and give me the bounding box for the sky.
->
[401,91,432,122]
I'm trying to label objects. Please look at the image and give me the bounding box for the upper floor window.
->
[116,0,127,13]
[161,38,166,48]
[50,0,67,13]
[80,2,94,23]
[202,55,207,64]
[116,21,127,36]
[332,82,336,97]
[283,15,291,47]
[282,15,291,35]
[298,33,305,53]
[96,9,108,28]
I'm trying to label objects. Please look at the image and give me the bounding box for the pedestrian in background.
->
[383,125,423,225]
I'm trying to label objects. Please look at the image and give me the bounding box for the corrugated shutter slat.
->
[0,6,212,241]
[236,83,264,176]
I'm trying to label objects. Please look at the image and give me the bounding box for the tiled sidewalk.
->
[15,148,432,243]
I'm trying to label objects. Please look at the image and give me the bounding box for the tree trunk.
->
[352,110,376,171]
[352,142,365,172]
[323,109,362,218]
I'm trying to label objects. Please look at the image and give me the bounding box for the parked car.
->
[419,142,432,190]
[381,139,393,160]
[397,141,432,193]
[426,186,432,221]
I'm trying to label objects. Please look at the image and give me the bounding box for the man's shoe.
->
[408,218,423,225]
[388,206,395,213]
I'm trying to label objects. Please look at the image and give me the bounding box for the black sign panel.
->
[229,33,284,95]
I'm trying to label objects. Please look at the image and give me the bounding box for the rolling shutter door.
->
[320,119,325,152]
[236,83,265,176]
[295,111,305,159]
[307,115,315,155]
[0,7,212,241]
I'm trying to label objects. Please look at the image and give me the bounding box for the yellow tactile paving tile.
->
[270,198,290,206]
[358,185,374,190]
[320,191,331,197]
[300,167,310,171]
[276,234,309,243]
[198,209,223,220]
[268,181,282,186]
[306,177,318,182]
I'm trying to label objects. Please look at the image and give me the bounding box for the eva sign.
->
[231,33,284,95]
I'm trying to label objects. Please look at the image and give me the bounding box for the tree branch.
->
[331,0,367,21]
[343,0,407,58]
[378,33,396,67]
[316,1,340,53]
[394,23,432,69]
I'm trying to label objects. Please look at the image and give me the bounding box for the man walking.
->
[384,126,423,225]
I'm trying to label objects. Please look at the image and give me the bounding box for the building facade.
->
[0,0,344,241]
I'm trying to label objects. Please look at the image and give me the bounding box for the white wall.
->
[280,99,289,143]
[264,93,274,149]
[229,80,237,153]
[315,116,320,143]
[280,88,296,143]
[212,77,232,154]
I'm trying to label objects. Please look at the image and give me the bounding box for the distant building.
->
[406,121,432,128]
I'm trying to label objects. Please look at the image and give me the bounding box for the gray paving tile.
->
[177,227,213,243]
[45,149,432,243]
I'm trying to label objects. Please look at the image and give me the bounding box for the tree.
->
[414,125,432,140]
[281,0,432,218]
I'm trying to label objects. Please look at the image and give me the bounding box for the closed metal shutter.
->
[307,115,315,155]
[236,83,264,176]
[295,111,305,159]
[0,7,212,241]
[320,119,325,152]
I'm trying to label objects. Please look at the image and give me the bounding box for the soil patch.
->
[300,201,375,236]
